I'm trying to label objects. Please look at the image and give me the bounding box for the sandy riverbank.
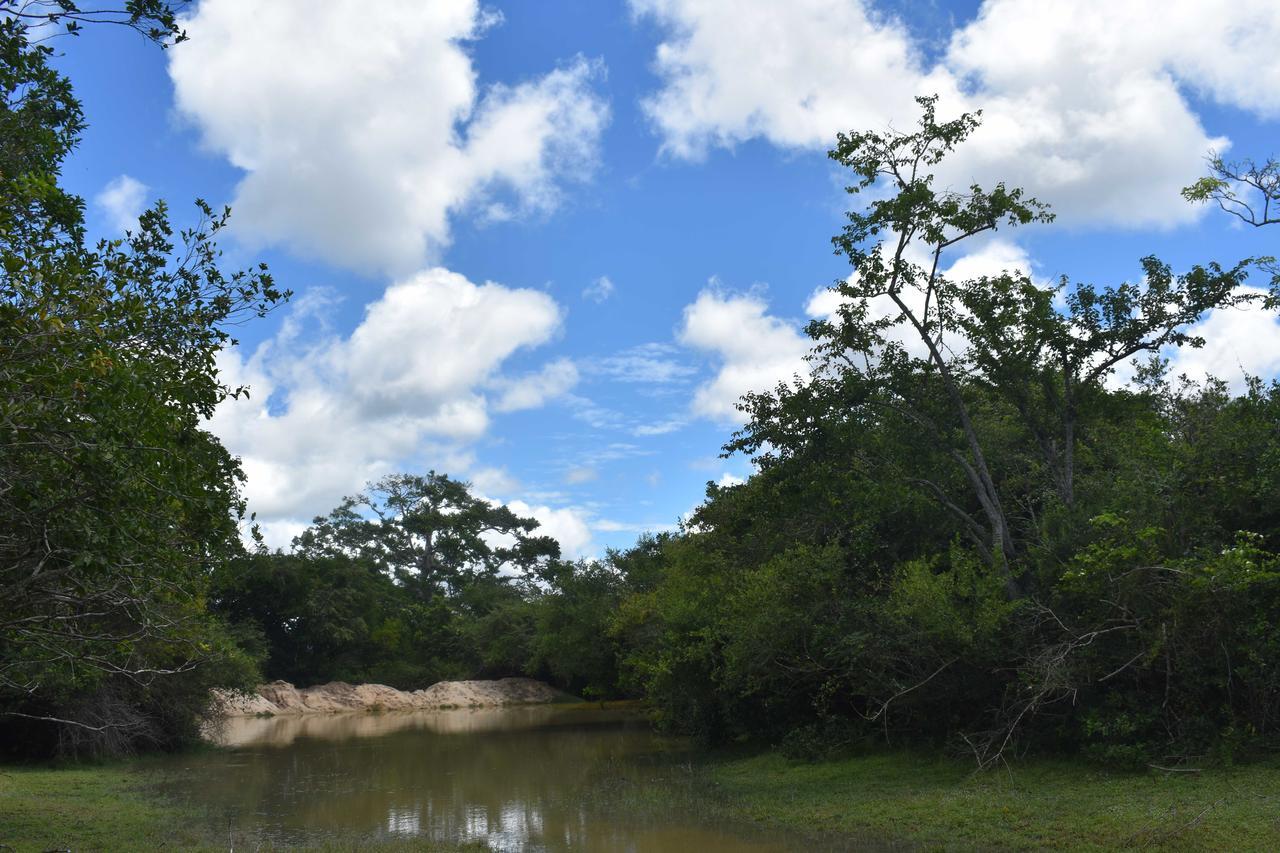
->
[215,677,572,716]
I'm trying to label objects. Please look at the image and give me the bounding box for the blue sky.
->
[52,0,1280,554]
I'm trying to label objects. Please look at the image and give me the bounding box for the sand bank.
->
[215,677,570,717]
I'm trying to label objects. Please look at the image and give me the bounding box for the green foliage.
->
[296,472,561,599]
[1181,153,1280,228]
[0,6,283,758]
[611,98,1280,766]
[525,559,627,695]
[889,546,1015,649]
[213,476,637,696]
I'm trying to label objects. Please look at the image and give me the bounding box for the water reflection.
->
[162,706,827,851]
[209,704,627,747]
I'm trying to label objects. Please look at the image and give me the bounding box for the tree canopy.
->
[0,4,286,757]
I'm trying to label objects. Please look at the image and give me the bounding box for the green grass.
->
[0,762,219,852]
[0,761,485,852]
[696,749,1280,851]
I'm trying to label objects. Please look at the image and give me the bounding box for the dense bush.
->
[0,7,279,758]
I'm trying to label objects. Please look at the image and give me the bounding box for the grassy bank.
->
[0,762,223,851]
[0,762,483,852]
[697,749,1280,851]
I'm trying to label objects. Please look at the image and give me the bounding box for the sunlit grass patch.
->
[702,750,1280,851]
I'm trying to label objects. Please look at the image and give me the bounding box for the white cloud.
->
[170,0,608,274]
[678,286,811,422]
[492,501,675,558]
[583,275,616,303]
[940,239,1035,284]
[505,500,595,558]
[801,232,962,320]
[632,0,923,158]
[1163,288,1280,391]
[210,268,564,538]
[633,417,686,436]
[95,175,148,233]
[632,0,1280,228]
[470,467,519,497]
[491,359,580,413]
[252,519,309,550]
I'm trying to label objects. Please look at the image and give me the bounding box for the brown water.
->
[156,705,853,851]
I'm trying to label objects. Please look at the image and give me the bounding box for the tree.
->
[1184,152,1280,309]
[296,472,561,600]
[1,1,187,46]
[1183,153,1280,228]
[807,95,1052,595]
[734,96,1257,598]
[0,5,286,756]
[211,475,566,689]
[210,550,466,689]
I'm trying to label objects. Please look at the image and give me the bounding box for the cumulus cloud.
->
[505,500,595,558]
[678,286,811,422]
[1163,288,1280,391]
[632,0,923,157]
[469,467,520,497]
[170,0,609,274]
[210,268,564,541]
[632,0,1280,228]
[940,239,1036,285]
[95,175,148,233]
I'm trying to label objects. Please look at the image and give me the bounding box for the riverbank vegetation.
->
[4,0,1280,804]
[208,101,1280,774]
[698,750,1280,851]
[0,2,282,759]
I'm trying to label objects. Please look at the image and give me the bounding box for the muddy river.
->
[154,705,860,851]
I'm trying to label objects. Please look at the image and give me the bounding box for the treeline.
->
[210,473,641,698]
[599,105,1280,767]
[220,101,1280,770]
[5,4,1280,770]
[598,104,1280,767]
[225,362,1280,770]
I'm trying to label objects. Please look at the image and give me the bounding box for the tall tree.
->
[296,472,561,600]
[735,97,1257,598]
